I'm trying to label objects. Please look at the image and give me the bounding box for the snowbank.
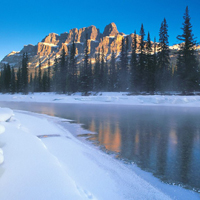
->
[0,109,199,200]
[0,108,14,122]
[1,92,200,107]
[0,108,13,165]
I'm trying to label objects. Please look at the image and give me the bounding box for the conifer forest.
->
[0,7,199,95]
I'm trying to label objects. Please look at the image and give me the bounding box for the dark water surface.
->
[0,102,200,192]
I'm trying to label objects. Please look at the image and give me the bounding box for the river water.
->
[0,102,200,192]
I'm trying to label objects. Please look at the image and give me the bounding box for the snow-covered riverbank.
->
[1,92,200,107]
[0,107,199,199]
[1,93,200,199]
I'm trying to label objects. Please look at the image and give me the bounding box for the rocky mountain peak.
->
[103,22,119,37]
[42,33,59,45]
[0,22,155,70]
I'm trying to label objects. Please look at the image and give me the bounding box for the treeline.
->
[0,6,199,95]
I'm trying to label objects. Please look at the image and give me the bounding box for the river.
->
[0,102,199,192]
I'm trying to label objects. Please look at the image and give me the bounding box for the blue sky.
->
[0,0,199,60]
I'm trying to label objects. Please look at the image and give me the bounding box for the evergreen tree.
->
[146,32,155,93]
[138,24,146,92]
[21,53,28,94]
[81,33,90,94]
[130,31,139,92]
[1,65,6,93]
[11,67,16,94]
[0,70,2,92]
[34,67,38,92]
[103,57,108,91]
[29,73,34,93]
[4,64,11,93]
[100,46,105,91]
[88,58,93,91]
[47,56,51,92]
[60,48,67,93]
[119,37,129,91]
[153,37,157,92]
[68,41,77,93]
[157,18,170,92]
[176,6,199,93]
[42,69,48,92]
[38,59,42,92]
[109,51,117,91]
[93,49,101,91]
[52,56,59,92]
[17,67,22,93]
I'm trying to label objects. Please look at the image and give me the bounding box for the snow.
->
[0,108,13,165]
[0,108,14,122]
[0,94,200,199]
[90,40,99,43]
[1,92,200,107]
[107,36,115,38]
[40,42,58,47]
[0,109,174,200]
[0,152,3,164]
[0,125,5,134]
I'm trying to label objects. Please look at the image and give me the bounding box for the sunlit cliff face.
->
[0,23,144,70]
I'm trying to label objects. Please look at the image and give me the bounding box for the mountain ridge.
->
[0,22,141,69]
[1,22,199,70]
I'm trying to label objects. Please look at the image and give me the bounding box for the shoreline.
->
[1,92,200,107]
[0,109,199,199]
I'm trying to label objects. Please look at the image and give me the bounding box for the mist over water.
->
[1,102,200,192]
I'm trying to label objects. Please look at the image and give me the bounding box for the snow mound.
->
[0,107,13,165]
[0,124,5,134]
[0,148,4,164]
[0,108,14,122]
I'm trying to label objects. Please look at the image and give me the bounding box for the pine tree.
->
[11,67,16,94]
[60,48,67,93]
[176,6,199,93]
[68,41,77,93]
[109,51,117,91]
[153,37,157,92]
[47,56,51,92]
[130,30,138,92]
[81,33,90,95]
[21,53,28,94]
[93,49,101,91]
[16,67,22,93]
[99,46,105,91]
[34,67,38,92]
[119,37,129,91]
[38,59,42,92]
[5,64,11,93]
[1,66,6,93]
[103,57,108,91]
[146,32,155,93]
[0,70,2,92]
[138,24,146,92]
[42,69,48,92]
[52,56,59,92]
[29,73,34,93]
[157,18,170,92]
[88,58,93,91]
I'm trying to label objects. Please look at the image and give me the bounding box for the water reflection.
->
[0,102,200,191]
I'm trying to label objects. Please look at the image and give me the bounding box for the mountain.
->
[0,23,142,70]
[1,22,199,70]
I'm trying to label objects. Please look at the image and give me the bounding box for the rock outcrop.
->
[103,22,119,37]
[0,23,146,69]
